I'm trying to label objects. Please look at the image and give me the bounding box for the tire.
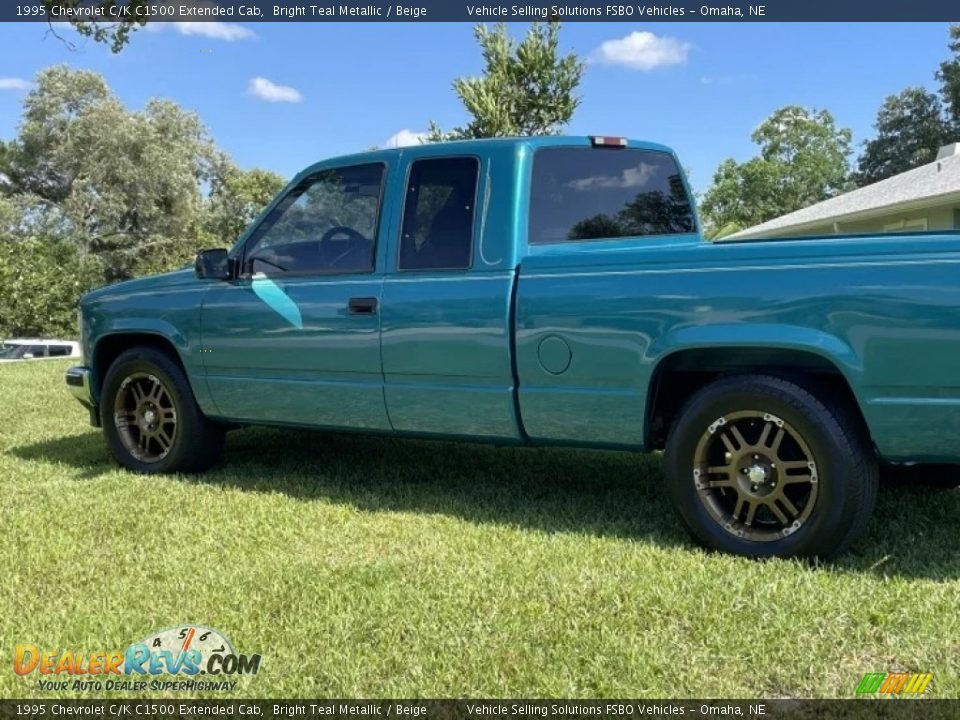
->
[663,374,877,559]
[100,347,224,474]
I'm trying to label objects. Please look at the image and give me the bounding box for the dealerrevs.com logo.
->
[14,625,261,692]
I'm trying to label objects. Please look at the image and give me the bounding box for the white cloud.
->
[0,78,31,91]
[591,31,690,71]
[174,22,254,40]
[248,77,303,103]
[567,162,657,191]
[384,129,426,148]
[146,21,255,40]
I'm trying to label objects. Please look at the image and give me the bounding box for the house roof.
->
[728,146,960,239]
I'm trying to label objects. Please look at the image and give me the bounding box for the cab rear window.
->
[528,147,695,244]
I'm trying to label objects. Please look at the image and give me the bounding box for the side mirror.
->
[195,248,232,280]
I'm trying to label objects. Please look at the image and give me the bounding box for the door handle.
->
[347,297,378,315]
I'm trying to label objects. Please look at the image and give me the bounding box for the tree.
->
[0,140,11,189]
[428,22,584,141]
[937,24,960,130]
[700,106,852,235]
[569,176,695,240]
[698,159,775,234]
[0,235,104,338]
[855,88,952,186]
[853,25,960,187]
[4,66,113,202]
[3,66,218,280]
[206,156,286,246]
[41,3,147,53]
[0,66,287,337]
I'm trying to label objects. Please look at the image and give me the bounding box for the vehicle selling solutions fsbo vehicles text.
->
[464,5,764,16]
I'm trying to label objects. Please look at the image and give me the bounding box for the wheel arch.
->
[645,341,871,452]
[91,331,188,403]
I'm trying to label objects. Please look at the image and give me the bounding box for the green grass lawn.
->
[1,360,959,699]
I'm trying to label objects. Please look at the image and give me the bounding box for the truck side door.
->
[380,154,518,440]
[200,161,391,429]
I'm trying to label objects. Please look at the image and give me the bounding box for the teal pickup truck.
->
[66,135,960,558]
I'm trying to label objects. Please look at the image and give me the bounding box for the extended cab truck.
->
[66,136,960,558]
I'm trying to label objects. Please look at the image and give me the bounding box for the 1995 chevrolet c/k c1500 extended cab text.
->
[65,136,960,558]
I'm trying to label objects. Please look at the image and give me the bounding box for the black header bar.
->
[8,0,960,23]
[1,700,958,720]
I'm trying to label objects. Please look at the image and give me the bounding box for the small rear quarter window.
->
[528,147,695,244]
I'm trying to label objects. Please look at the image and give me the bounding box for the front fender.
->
[93,318,191,355]
[87,319,214,416]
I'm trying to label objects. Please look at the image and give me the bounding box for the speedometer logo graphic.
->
[126,625,260,677]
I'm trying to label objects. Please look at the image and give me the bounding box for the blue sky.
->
[0,22,953,193]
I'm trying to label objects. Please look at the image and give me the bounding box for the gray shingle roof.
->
[728,148,960,238]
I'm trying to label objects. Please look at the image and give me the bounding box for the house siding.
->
[757,204,960,238]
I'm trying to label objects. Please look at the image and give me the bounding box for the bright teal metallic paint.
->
[380,270,518,439]
[378,152,521,439]
[200,273,388,429]
[516,232,960,459]
[71,136,960,464]
[79,268,217,415]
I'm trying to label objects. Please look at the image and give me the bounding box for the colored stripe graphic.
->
[252,274,303,329]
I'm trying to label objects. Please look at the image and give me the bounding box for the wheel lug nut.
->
[751,484,758,491]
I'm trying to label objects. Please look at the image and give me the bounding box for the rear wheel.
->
[101,347,224,474]
[663,374,877,558]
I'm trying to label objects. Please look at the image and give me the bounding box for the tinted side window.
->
[399,157,478,271]
[528,148,695,244]
[48,345,72,357]
[244,163,384,276]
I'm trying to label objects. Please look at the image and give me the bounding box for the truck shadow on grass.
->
[12,425,960,579]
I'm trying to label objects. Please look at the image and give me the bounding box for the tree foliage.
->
[428,22,584,141]
[3,66,222,280]
[700,106,852,234]
[937,24,960,131]
[0,191,106,337]
[0,235,104,338]
[41,3,146,53]
[854,25,960,186]
[855,88,952,186]
[570,181,695,240]
[0,66,284,338]
[206,155,286,245]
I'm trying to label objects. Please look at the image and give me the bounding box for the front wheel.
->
[663,374,877,558]
[101,347,224,474]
